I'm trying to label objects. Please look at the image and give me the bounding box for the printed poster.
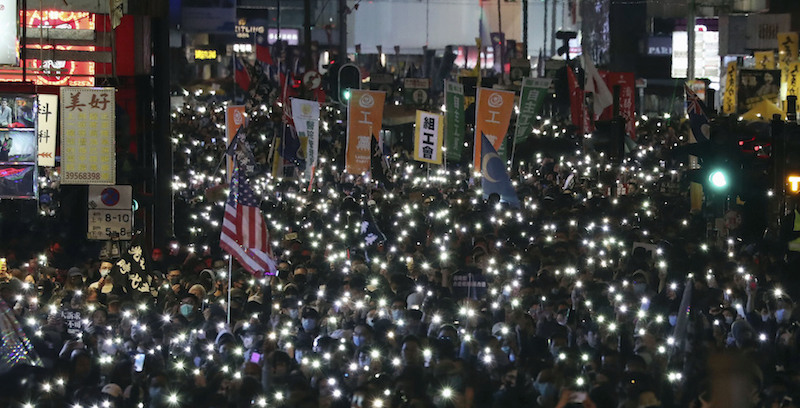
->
[737,69,780,113]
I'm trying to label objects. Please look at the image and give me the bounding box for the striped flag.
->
[685,84,710,143]
[234,57,251,91]
[220,164,276,275]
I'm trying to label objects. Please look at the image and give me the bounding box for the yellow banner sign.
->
[754,51,776,69]
[346,90,386,174]
[788,62,800,98]
[779,33,799,69]
[722,62,738,115]
[473,87,515,172]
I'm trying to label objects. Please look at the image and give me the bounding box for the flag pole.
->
[227,256,233,325]
[232,54,238,103]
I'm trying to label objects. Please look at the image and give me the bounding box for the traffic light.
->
[338,63,361,104]
[707,169,729,190]
[677,120,746,195]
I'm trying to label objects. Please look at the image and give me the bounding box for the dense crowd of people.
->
[0,86,797,408]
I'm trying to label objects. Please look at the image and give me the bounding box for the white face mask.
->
[100,268,111,277]
[668,315,677,326]
[776,309,791,323]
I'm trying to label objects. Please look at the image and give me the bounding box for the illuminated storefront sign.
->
[194,49,217,60]
[788,175,800,192]
[0,11,96,86]
[672,28,720,87]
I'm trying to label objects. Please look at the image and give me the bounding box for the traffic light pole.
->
[772,113,786,229]
[775,96,799,229]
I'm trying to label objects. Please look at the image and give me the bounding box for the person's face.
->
[503,369,518,387]
[401,340,421,365]
[180,298,197,315]
[99,262,112,277]
[1,101,7,108]
[92,310,107,326]
[151,249,163,261]
[167,270,180,282]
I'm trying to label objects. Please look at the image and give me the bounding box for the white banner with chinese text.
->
[37,94,57,167]
[413,110,443,164]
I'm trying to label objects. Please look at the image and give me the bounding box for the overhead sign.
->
[60,87,115,185]
[235,18,266,39]
[0,0,17,65]
[267,28,299,45]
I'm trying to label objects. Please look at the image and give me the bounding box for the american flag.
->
[220,165,276,275]
[685,84,710,143]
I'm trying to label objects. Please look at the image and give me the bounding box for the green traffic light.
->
[708,170,728,189]
[342,89,351,101]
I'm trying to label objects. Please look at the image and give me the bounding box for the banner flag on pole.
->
[444,80,465,162]
[346,90,386,174]
[473,87,515,172]
[514,77,551,146]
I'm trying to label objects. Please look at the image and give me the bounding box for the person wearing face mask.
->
[390,298,406,322]
[88,261,115,298]
[178,294,201,328]
[281,298,301,322]
[297,307,321,346]
[352,324,374,349]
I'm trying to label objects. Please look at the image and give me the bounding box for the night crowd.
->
[0,95,797,408]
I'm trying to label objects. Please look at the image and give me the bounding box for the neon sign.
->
[0,10,96,86]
